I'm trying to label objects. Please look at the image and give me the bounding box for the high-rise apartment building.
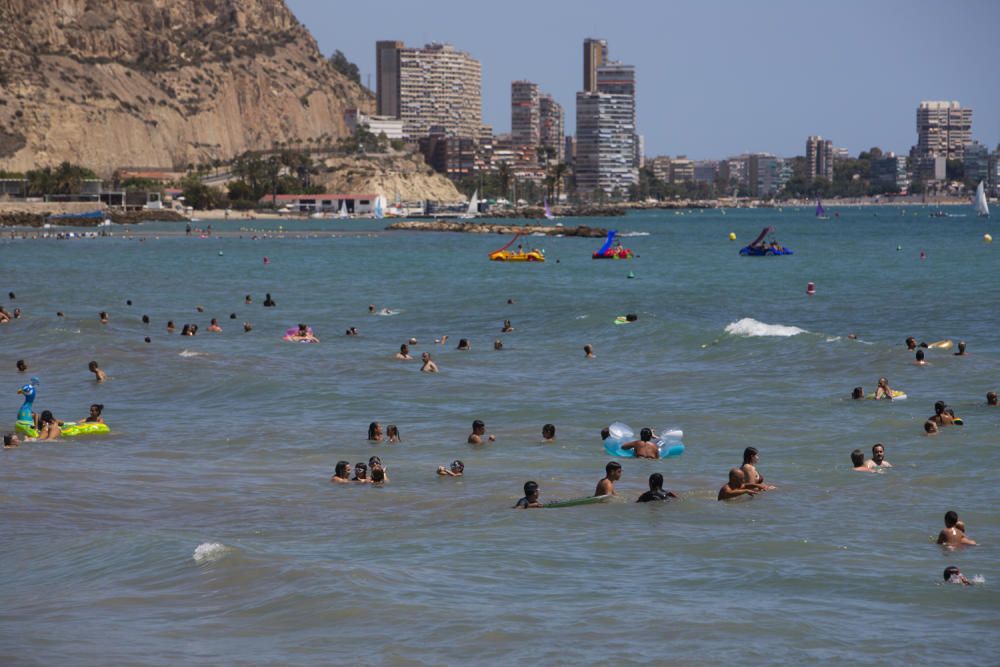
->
[382,42,481,140]
[748,154,790,197]
[575,91,637,195]
[583,38,608,93]
[511,81,541,147]
[871,152,909,193]
[915,101,972,160]
[805,135,834,182]
[963,141,990,184]
[375,40,404,117]
[539,94,565,163]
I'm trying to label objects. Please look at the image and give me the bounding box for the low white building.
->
[261,193,378,215]
[343,109,405,140]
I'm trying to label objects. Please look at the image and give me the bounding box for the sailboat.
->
[336,198,348,219]
[544,196,555,221]
[815,197,830,220]
[373,195,385,220]
[974,181,990,217]
[462,189,479,219]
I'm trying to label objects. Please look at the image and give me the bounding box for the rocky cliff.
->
[319,153,464,203]
[0,0,372,176]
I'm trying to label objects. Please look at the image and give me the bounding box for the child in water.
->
[514,481,542,508]
[82,404,104,424]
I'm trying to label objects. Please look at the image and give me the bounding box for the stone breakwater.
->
[386,220,607,237]
[0,208,189,227]
[480,204,625,218]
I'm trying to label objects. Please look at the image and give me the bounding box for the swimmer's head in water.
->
[924,420,938,434]
[648,472,663,491]
[606,461,622,477]
[957,341,966,353]
[916,349,925,361]
[905,336,916,349]
[368,456,383,468]
[334,460,350,477]
[640,427,653,442]
[368,422,381,440]
[728,468,745,485]
[400,343,409,354]
[354,463,368,477]
[40,410,55,425]
[944,511,958,527]
[852,387,864,400]
[16,359,26,372]
[386,425,399,439]
[988,391,998,406]
[934,401,946,414]
[943,566,962,581]
[542,423,555,439]
[371,467,385,483]
[472,420,485,434]
[850,449,864,467]
[872,443,885,462]
[89,404,103,416]
[600,427,611,441]
[743,447,758,465]
[457,338,470,350]
[451,460,464,472]
[298,323,308,333]
[523,480,539,498]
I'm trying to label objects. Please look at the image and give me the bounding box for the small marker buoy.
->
[218,250,223,256]
[896,245,902,251]
[806,282,816,296]
[627,271,635,279]
[263,256,270,264]
[920,251,926,260]
[985,234,993,244]
[728,232,736,241]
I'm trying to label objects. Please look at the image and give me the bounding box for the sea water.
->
[1,207,998,665]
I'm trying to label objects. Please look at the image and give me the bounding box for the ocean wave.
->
[724,318,807,338]
[618,231,650,237]
[179,349,206,357]
[374,309,399,316]
[193,542,230,563]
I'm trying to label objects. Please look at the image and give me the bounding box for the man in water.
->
[937,511,976,547]
[3,433,20,448]
[914,349,928,365]
[595,461,622,496]
[986,391,997,407]
[865,443,892,469]
[88,361,108,382]
[395,343,413,360]
[16,359,26,373]
[718,468,758,500]
[584,344,595,358]
[851,387,864,400]
[928,401,955,427]
[943,566,973,586]
[637,473,677,502]
[467,420,495,444]
[542,424,556,442]
[924,420,939,436]
[621,428,660,459]
[954,341,967,356]
[514,481,542,508]
[850,449,876,472]
[420,352,438,373]
[437,460,464,477]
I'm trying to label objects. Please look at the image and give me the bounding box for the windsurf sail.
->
[815,199,826,218]
[544,196,555,220]
[595,230,617,256]
[975,181,989,217]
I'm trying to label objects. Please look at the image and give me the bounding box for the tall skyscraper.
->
[511,81,540,146]
[583,38,608,93]
[575,91,637,195]
[805,135,834,182]
[387,42,481,140]
[375,40,404,117]
[915,101,972,160]
[539,94,564,163]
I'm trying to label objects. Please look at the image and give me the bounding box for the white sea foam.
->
[375,309,399,316]
[724,318,807,338]
[179,350,206,357]
[972,574,986,584]
[618,231,650,237]
[193,542,229,563]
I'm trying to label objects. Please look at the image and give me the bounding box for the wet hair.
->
[40,410,55,425]
[640,427,653,441]
[144,337,151,343]
[210,318,219,325]
[944,511,958,527]
[915,349,925,361]
[542,423,555,439]
[728,467,745,483]
[229,313,237,319]
[371,467,385,483]
[368,422,381,440]
[386,425,400,440]
[3,433,16,447]
[943,566,961,581]
[167,320,175,329]
[957,340,966,352]
[584,344,593,354]
[924,420,938,433]
[472,419,485,432]
[934,401,946,414]
[850,449,865,466]
[743,447,759,464]
[493,339,503,350]
[126,300,132,306]
[625,313,638,322]
[523,480,539,496]
[353,462,368,478]
[99,311,108,320]
[851,387,864,399]
[450,459,464,472]
[872,442,884,454]
[987,391,997,406]
[334,460,350,477]
[142,314,150,324]
[368,456,383,468]
[298,323,308,332]
[606,461,622,473]
[16,359,26,371]
[600,427,611,440]
[90,404,104,416]
[88,360,99,370]
[400,343,409,353]
[457,338,470,350]
[905,336,916,348]
[648,472,663,491]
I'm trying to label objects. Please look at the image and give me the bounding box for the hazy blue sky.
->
[288,0,999,159]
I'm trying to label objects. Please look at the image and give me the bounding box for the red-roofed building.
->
[258,194,378,214]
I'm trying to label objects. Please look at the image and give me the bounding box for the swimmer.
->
[369,456,389,483]
[229,313,237,320]
[57,312,64,318]
[263,293,276,307]
[468,420,495,444]
[99,311,109,324]
[207,318,222,333]
[924,420,939,436]
[88,361,108,382]
[7,291,14,300]
[12,307,20,319]
[16,359,27,373]
[741,447,775,490]
[873,377,894,400]
[507,298,515,304]
[905,336,917,351]
[542,423,556,442]
[368,304,375,313]
[851,386,864,400]
[288,323,319,343]
[37,410,62,440]
[584,344,595,358]
[420,352,439,373]
[386,425,400,443]
[987,391,998,407]
[331,460,352,483]
[180,324,193,336]
[82,403,105,424]
[937,511,976,547]
[408,337,418,345]
[865,443,892,469]
[637,473,678,503]
[501,319,513,333]
[3,432,20,448]
[621,428,660,459]
[943,566,973,586]
[438,460,464,477]
[954,341,967,356]
[142,314,150,325]
[371,467,387,485]
[144,337,151,343]
[851,449,876,472]
[396,343,413,360]
[595,461,622,496]
[352,462,369,483]
[718,468,758,500]
[514,481,542,508]
[243,322,253,332]
[928,401,954,427]
[914,349,927,365]
[166,320,176,333]
[345,327,358,336]
[196,305,204,313]
[368,422,383,442]
[494,339,503,350]
[457,338,471,350]
[245,295,253,304]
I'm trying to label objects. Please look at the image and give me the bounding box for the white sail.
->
[464,189,479,218]
[374,195,385,219]
[337,198,348,218]
[975,181,989,217]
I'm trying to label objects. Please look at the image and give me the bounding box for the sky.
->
[288,0,1000,160]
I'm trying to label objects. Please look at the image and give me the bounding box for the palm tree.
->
[497,162,512,203]
[550,162,568,206]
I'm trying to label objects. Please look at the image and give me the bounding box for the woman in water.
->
[82,404,104,424]
[368,422,383,442]
[741,447,775,491]
[330,460,352,484]
[386,425,401,443]
[873,377,894,400]
[352,462,369,483]
[38,410,62,440]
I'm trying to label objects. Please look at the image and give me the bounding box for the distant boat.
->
[336,199,348,219]
[974,181,990,217]
[815,198,830,220]
[374,195,385,220]
[462,189,479,219]
[544,196,555,220]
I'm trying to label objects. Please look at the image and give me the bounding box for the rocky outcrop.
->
[386,220,607,237]
[482,204,625,218]
[318,152,463,203]
[0,0,372,176]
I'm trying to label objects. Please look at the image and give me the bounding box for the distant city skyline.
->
[288,0,1000,159]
